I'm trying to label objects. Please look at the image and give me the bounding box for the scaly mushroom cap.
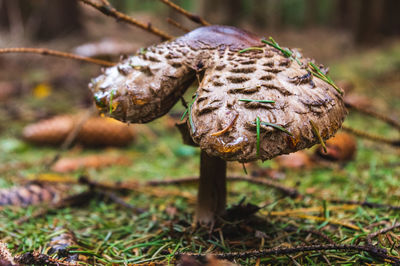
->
[89,25,347,162]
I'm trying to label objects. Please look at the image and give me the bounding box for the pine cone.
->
[22,115,136,147]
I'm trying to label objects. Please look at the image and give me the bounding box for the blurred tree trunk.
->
[251,0,269,29]
[0,0,83,40]
[354,0,384,44]
[199,0,242,26]
[335,0,352,28]
[380,0,400,36]
[305,0,317,27]
[33,0,83,40]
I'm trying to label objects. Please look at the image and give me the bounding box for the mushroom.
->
[89,25,347,225]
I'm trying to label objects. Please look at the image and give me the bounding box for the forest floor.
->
[0,12,400,265]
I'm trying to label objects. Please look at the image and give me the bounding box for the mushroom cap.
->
[89,25,347,162]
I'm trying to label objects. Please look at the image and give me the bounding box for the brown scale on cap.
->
[89,25,347,224]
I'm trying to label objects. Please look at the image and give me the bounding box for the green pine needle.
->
[242,163,248,175]
[239,47,264,54]
[188,93,198,133]
[261,37,302,66]
[109,89,115,114]
[256,117,261,157]
[239,99,275,104]
[308,62,343,95]
[260,121,293,136]
[310,120,327,153]
[180,109,188,121]
[180,93,197,123]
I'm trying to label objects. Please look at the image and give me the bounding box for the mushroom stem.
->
[195,150,227,225]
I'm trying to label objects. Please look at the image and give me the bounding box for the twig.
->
[166,17,190,33]
[345,100,400,131]
[45,108,95,170]
[146,176,400,211]
[79,0,173,40]
[97,190,145,214]
[16,191,96,225]
[342,125,400,147]
[176,244,399,264]
[159,0,211,26]
[0,47,116,66]
[320,198,400,211]
[367,222,400,246]
[146,176,300,198]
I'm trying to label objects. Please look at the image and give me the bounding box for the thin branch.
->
[146,176,400,211]
[146,176,300,198]
[159,0,211,26]
[342,125,400,147]
[45,108,95,170]
[0,47,116,66]
[79,0,173,40]
[176,244,399,264]
[367,222,400,246]
[327,198,400,210]
[345,100,400,131]
[166,17,190,33]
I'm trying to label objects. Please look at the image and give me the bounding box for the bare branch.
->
[159,0,211,26]
[79,0,173,40]
[146,175,300,198]
[342,125,400,147]
[0,47,116,66]
[345,100,400,131]
[166,17,190,33]
[176,244,399,264]
[367,222,400,246]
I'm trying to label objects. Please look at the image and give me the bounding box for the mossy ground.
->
[0,41,399,265]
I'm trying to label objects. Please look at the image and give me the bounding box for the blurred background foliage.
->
[0,0,399,44]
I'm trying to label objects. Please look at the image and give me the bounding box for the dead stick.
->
[176,244,399,264]
[367,222,400,246]
[166,17,190,33]
[79,0,173,40]
[0,47,116,66]
[327,198,400,210]
[45,108,95,169]
[159,0,211,26]
[342,125,400,147]
[345,100,400,131]
[146,176,300,198]
[146,176,400,211]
